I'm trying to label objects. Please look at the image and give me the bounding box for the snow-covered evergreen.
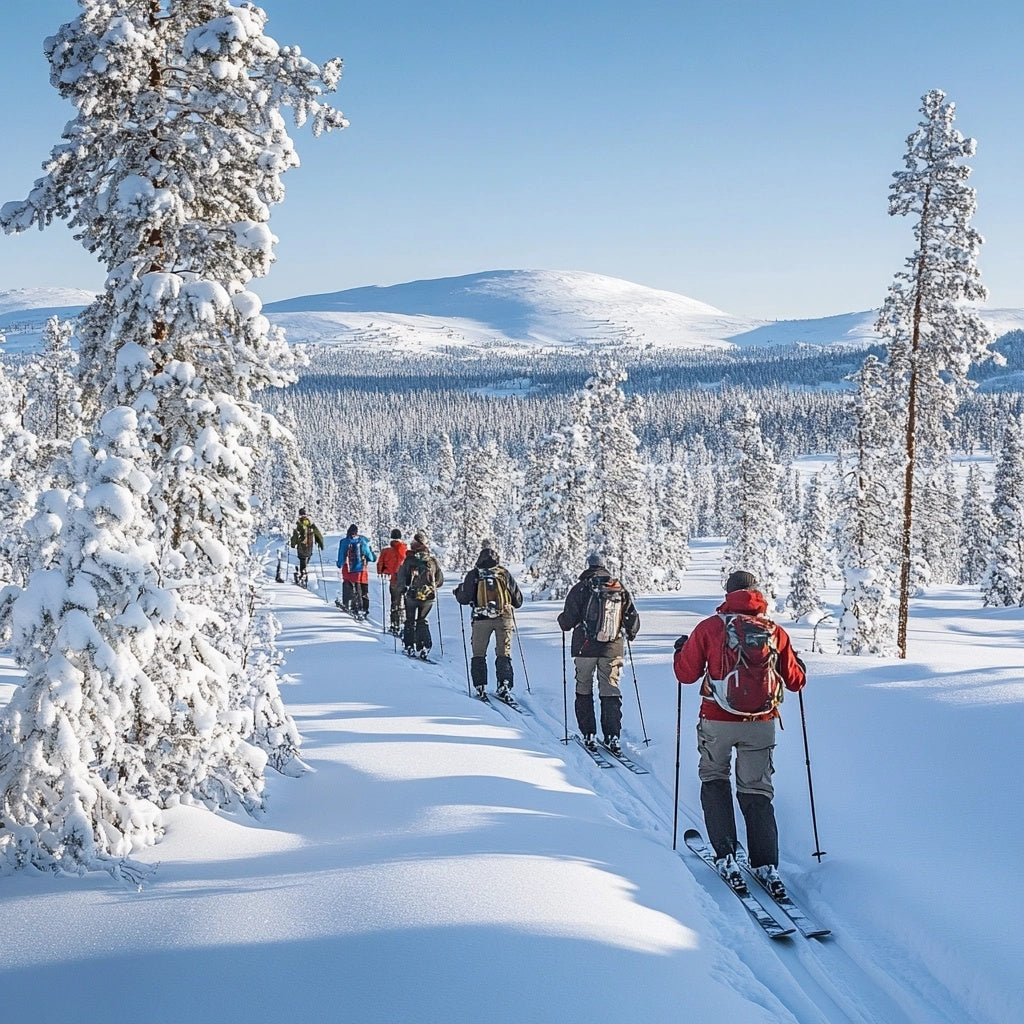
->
[982,415,1024,607]
[720,401,785,603]
[959,463,992,586]
[835,357,900,656]
[787,471,832,620]
[582,363,650,587]
[0,0,345,871]
[875,88,996,655]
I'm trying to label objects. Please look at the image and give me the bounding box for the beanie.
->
[586,551,603,567]
[298,508,307,517]
[347,523,359,537]
[725,570,759,593]
[390,528,402,540]
[476,548,499,569]
[413,531,427,544]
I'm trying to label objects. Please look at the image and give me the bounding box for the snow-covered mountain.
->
[6,272,1024,355]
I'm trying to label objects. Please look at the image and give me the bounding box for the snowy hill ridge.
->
[6,271,1024,354]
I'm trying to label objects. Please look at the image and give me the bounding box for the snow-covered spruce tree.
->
[583,363,650,587]
[959,463,992,586]
[877,89,995,656]
[250,402,315,539]
[428,432,458,550]
[0,334,41,590]
[448,438,507,571]
[982,416,1024,607]
[650,460,691,590]
[0,410,183,875]
[720,401,785,604]
[522,423,590,599]
[22,317,83,479]
[0,2,345,869]
[787,472,832,620]
[835,357,900,656]
[336,454,371,535]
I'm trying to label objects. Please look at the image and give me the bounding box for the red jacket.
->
[377,540,408,577]
[673,589,806,722]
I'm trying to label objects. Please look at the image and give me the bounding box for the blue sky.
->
[0,0,1022,319]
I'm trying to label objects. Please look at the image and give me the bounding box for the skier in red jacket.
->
[377,529,408,635]
[673,570,806,898]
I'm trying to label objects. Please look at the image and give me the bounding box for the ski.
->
[734,844,831,939]
[600,742,649,775]
[491,690,529,714]
[401,649,438,665]
[682,829,796,940]
[573,734,614,769]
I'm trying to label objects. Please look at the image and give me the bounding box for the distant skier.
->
[336,524,377,617]
[395,532,444,659]
[673,570,806,898]
[289,508,324,585]
[557,552,639,754]
[377,528,409,635]
[453,540,523,698]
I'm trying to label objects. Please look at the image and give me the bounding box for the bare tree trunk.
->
[897,217,930,658]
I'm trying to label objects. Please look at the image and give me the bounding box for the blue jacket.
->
[336,535,376,574]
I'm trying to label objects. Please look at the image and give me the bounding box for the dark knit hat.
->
[347,523,359,537]
[476,548,499,569]
[725,570,759,593]
[413,531,427,544]
[390,528,402,540]
[586,551,603,567]
[299,508,307,517]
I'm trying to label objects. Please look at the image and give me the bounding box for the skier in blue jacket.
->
[336,523,377,618]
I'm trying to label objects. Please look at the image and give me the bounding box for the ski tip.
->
[771,928,798,940]
[806,928,832,939]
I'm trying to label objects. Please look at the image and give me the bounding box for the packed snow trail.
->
[288,568,971,1024]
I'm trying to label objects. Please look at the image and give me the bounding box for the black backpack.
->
[582,576,625,642]
[407,552,436,601]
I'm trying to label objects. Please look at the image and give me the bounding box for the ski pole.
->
[673,678,682,851]
[799,689,827,861]
[435,596,444,656]
[510,608,531,693]
[380,574,387,634]
[625,638,650,746]
[316,548,328,603]
[561,630,569,744]
[459,604,471,695]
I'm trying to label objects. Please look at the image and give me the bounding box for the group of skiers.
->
[288,509,807,900]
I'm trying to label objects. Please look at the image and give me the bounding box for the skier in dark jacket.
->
[395,532,444,658]
[673,569,806,898]
[288,508,324,585]
[557,552,640,755]
[453,540,524,698]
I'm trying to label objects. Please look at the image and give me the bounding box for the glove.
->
[673,634,689,652]
[453,587,460,597]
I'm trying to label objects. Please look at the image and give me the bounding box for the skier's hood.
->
[716,589,768,616]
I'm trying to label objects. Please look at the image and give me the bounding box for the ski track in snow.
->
[286,560,968,1024]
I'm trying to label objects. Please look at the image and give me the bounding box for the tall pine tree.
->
[876,89,995,656]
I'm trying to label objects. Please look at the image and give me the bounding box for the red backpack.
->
[701,613,785,717]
